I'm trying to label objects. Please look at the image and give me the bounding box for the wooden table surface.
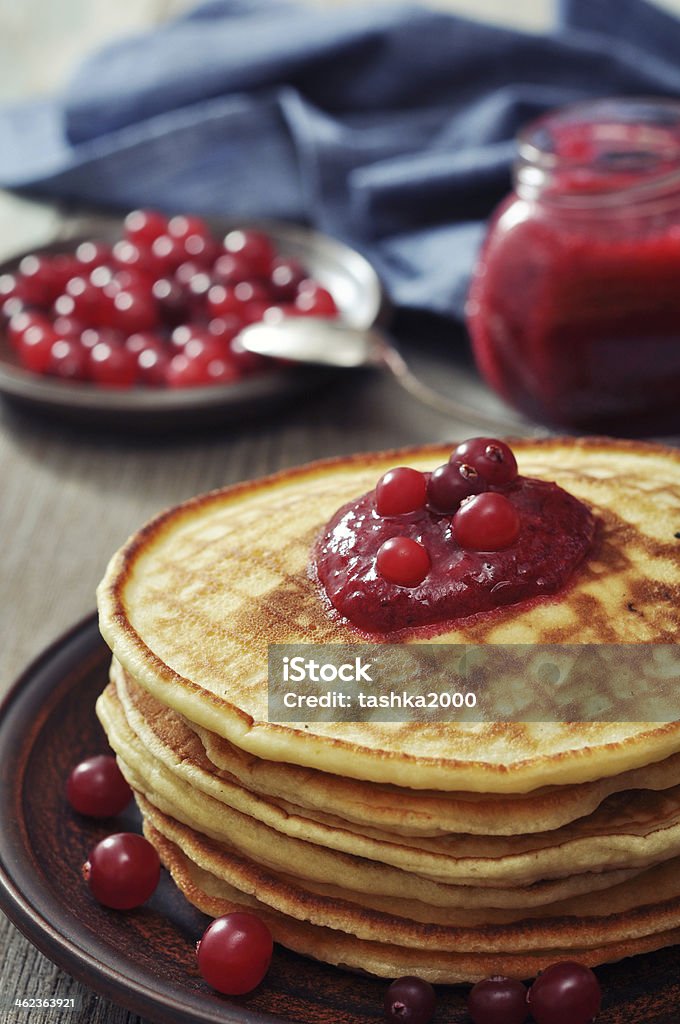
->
[2,2,680,1022]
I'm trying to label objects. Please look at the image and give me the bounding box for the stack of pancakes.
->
[96,438,680,982]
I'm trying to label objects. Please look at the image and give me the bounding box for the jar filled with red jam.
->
[466,97,680,436]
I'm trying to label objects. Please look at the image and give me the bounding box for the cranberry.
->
[150,234,186,274]
[376,536,430,587]
[234,280,269,306]
[181,232,218,265]
[18,254,66,306]
[197,912,273,995]
[17,323,58,373]
[452,438,518,486]
[376,467,427,517]
[384,976,436,1024]
[137,346,171,386]
[212,251,252,285]
[123,208,168,246]
[7,310,50,349]
[2,296,25,321]
[80,327,124,351]
[66,755,132,817]
[83,832,160,910]
[167,214,210,242]
[269,256,306,299]
[124,331,165,357]
[467,976,529,1024]
[151,277,187,325]
[53,315,85,339]
[75,241,112,269]
[528,962,601,1024]
[239,299,270,325]
[452,492,520,551]
[208,314,242,343]
[294,282,337,316]
[223,228,276,278]
[204,356,241,384]
[165,351,209,388]
[206,283,242,318]
[112,239,158,278]
[109,289,159,334]
[88,342,138,387]
[427,462,485,513]
[0,272,25,305]
[174,260,206,288]
[185,270,212,307]
[169,323,197,349]
[65,275,103,319]
[47,338,88,380]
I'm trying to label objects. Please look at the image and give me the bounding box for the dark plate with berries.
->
[1,615,680,1024]
[0,213,385,430]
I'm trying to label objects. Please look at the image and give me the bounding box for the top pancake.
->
[97,437,680,793]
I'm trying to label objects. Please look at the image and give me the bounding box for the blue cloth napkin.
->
[1,0,680,320]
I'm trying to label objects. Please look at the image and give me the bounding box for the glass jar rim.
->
[516,96,680,208]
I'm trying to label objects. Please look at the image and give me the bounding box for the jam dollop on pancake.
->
[315,472,596,632]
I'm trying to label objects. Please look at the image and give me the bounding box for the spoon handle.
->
[378,342,537,434]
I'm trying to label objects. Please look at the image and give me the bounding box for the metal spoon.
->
[237,317,534,432]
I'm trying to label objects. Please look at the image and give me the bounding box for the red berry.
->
[528,962,601,1024]
[7,310,50,349]
[427,462,485,513]
[197,912,273,995]
[223,229,275,278]
[66,755,132,817]
[112,239,158,278]
[17,323,58,373]
[47,338,88,380]
[384,976,436,1024]
[452,492,520,551]
[83,832,160,910]
[294,282,337,317]
[18,254,65,306]
[452,437,518,486]
[123,208,168,246]
[124,331,165,357]
[167,214,210,242]
[151,277,187,325]
[206,283,242,318]
[208,314,242,343]
[468,976,529,1024]
[137,346,171,386]
[109,288,159,333]
[174,260,205,288]
[75,241,112,269]
[151,234,186,274]
[376,467,427,517]
[80,327,124,351]
[376,536,430,587]
[88,342,138,387]
[269,257,306,300]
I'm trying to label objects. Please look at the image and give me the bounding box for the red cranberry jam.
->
[314,438,595,633]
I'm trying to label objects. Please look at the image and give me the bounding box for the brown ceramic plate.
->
[0,219,384,430]
[0,615,679,1024]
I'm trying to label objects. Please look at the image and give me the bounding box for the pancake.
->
[98,681,680,892]
[135,796,680,968]
[100,677,643,908]
[146,820,680,984]
[97,438,680,793]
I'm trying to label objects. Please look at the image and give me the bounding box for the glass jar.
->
[466,97,680,436]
